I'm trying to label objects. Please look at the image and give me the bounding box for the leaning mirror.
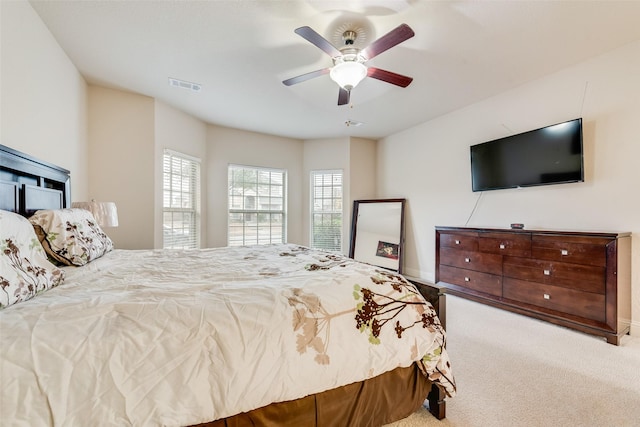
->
[349,199,406,273]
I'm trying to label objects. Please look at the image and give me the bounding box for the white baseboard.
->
[629,320,640,337]
[403,268,434,282]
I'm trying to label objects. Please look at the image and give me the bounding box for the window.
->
[310,170,343,252]
[228,165,286,246]
[163,149,200,249]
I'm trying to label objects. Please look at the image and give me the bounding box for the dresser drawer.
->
[531,234,609,267]
[440,247,502,275]
[478,232,531,257]
[439,232,479,251]
[503,278,605,322]
[503,256,605,294]
[439,265,502,297]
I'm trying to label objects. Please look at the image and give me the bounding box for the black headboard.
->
[0,144,71,216]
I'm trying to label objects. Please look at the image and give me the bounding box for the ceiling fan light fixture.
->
[330,61,367,91]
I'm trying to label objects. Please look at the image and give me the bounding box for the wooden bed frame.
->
[0,143,447,424]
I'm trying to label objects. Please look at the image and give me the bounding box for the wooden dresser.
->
[435,226,631,345]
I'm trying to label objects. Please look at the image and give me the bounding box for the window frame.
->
[310,169,344,252]
[227,164,287,246]
[162,149,201,249]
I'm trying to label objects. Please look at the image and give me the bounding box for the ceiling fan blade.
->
[294,26,341,57]
[367,67,413,88]
[360,23,415,60]
[338,88,350,105]
[282,68,330,86]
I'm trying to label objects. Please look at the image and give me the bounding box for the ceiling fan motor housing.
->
[342,30,357,45]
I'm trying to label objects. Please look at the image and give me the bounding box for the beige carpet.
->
[385,295,640,427]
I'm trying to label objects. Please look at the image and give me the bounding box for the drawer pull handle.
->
[543,293,550,300]
[561,249,568,256]
[464,277,470,282]
[455,240,460,245]
[465,257,471,263]
[543,269,551,276]
[499,244,505,249]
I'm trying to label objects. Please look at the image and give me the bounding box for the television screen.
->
[470,118,583,192]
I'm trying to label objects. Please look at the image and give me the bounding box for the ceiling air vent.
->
[168,77,202,92]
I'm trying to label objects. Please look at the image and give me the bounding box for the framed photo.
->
[376,241,399,260]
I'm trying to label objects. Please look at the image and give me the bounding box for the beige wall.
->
[1,0,89,200]
[349,138,377,202]
[154,101,208,248]
[88,86,155,249]
[206,125,304,247]
[348,138,377,252]
[377,40,640,334]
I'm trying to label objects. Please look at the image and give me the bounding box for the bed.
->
[0,144,456,426]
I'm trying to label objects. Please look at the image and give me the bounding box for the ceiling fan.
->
[282,23,415,106]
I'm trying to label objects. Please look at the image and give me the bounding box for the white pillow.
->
[29,208,114,266]
[0,210,65,309]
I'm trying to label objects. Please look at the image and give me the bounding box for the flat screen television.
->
[470,118,583,192]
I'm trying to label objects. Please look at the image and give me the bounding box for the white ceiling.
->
[29,0,640,140]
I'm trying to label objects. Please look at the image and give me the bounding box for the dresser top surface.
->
[435,226,630,239]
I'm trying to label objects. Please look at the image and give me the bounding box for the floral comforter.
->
[0,244,455,426]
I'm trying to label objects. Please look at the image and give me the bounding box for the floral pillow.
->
[0,210,65,309]
[29,208,114,266]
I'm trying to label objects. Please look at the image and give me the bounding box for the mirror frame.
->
[348,198,406,273]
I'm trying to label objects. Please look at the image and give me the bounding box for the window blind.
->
[310,170,343,252]
[163,149,201,249]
